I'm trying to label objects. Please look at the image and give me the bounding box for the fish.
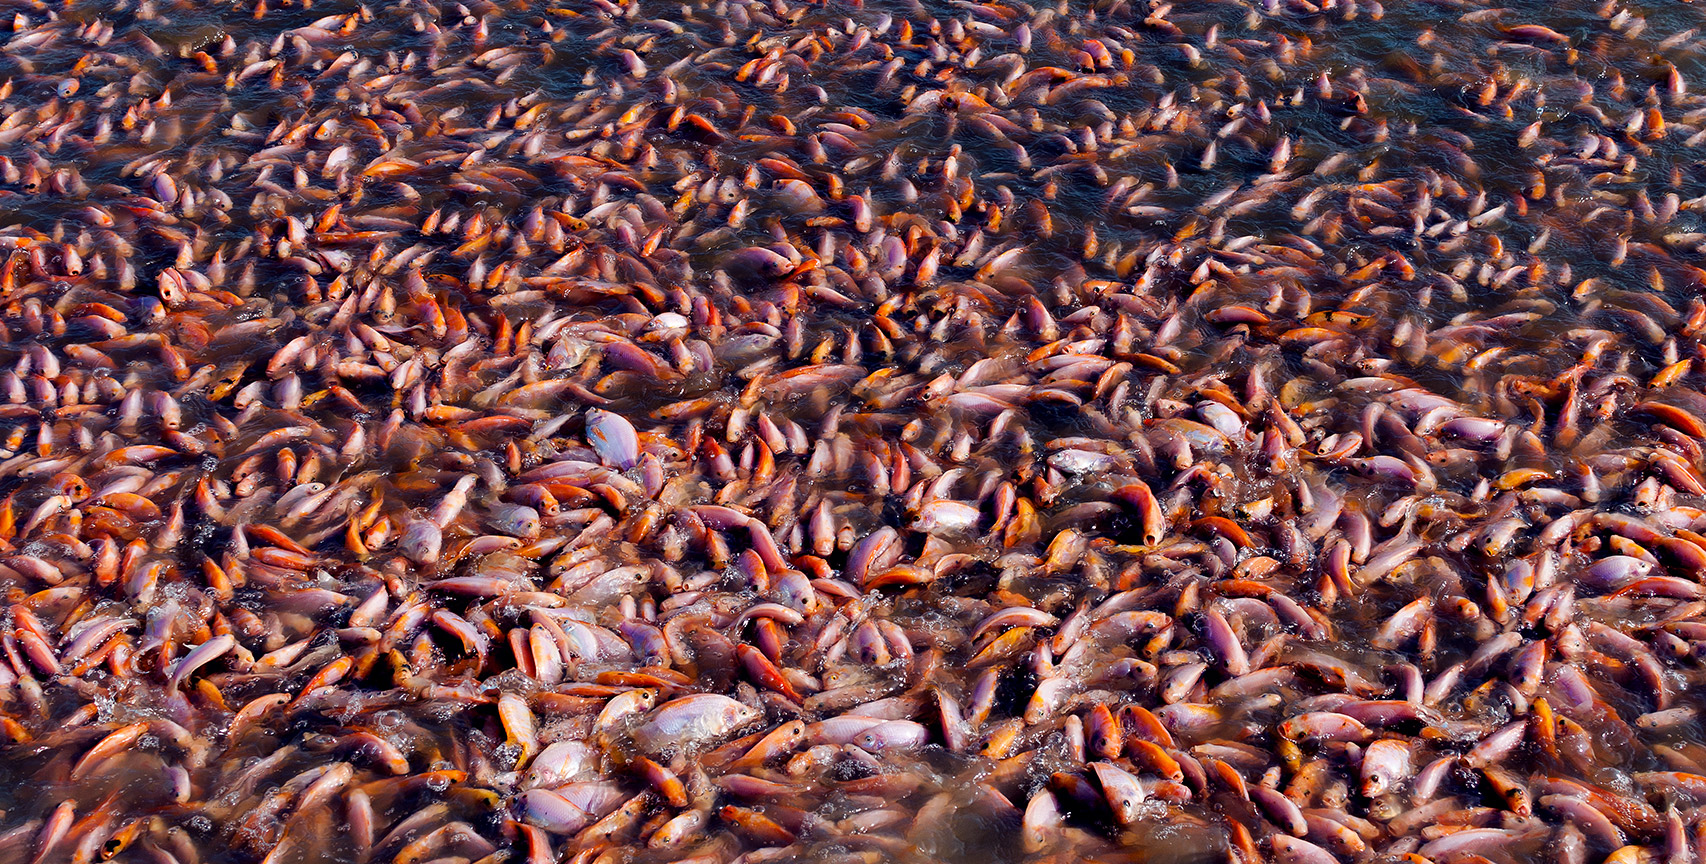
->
[0,0,1702,861]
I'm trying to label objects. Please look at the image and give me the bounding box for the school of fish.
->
[3,0,1706,861]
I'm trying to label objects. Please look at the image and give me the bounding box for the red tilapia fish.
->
[0,0,1701,861]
